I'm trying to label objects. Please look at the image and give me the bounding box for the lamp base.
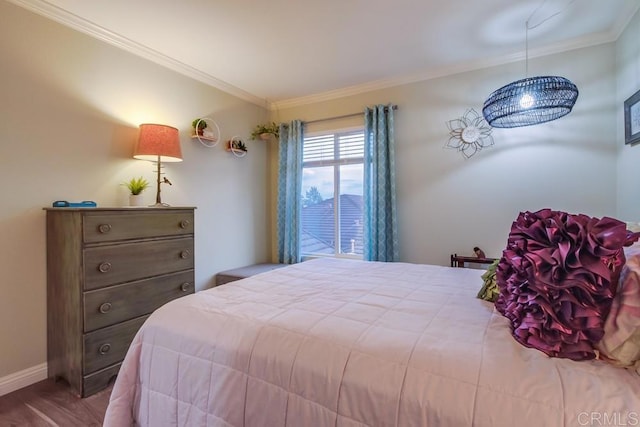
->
[150,156,174,208]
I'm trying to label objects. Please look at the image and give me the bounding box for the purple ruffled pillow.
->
[495,209,640,361]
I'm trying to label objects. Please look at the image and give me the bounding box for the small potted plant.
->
[227,139,248,153]
[123,176,150,206]
[250,122,279,140]
[192,118,208,136]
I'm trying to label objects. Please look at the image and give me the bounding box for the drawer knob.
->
[180,250,191,259]
[98,224,112,234]
[99,343,111,355]
[98,262,112,273]
[180,282,192,292]
[99,302,112,314]
[180,219,191,229]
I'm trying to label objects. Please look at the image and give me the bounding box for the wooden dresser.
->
[44,207,195,397]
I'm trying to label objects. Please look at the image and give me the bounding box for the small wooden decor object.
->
[451,247,496,268]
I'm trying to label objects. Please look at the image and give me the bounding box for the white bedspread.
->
[104,258,640,427]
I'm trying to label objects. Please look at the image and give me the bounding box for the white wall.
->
[272,42,618,266]
[616,10,640,219]
[0,2,270,380]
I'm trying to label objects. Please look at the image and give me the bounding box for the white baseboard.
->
[0,363,48,397]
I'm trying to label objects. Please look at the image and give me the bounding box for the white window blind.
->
[303,131,364,166]
[300,129,364,258]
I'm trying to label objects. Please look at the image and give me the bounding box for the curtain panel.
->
[276,120,303,264]
[364,105,399,262]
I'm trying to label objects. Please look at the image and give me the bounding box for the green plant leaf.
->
[191,118,207,130]
[122,176,150,195]
[250,122,279,139]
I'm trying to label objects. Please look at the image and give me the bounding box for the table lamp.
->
[133,124,182,207]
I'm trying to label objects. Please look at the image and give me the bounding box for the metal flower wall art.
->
[445,109,494,159]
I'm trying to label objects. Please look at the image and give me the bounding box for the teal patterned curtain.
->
[277,120,303,264]
[364,105,399,262]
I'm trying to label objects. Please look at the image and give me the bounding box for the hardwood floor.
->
[0,379,112,426]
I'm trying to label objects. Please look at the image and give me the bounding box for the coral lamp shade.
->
[133,124,182,162]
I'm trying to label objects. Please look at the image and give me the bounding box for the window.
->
[301,129,364,258]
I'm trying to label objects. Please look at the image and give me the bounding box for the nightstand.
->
[44,207,195,397]
[450,253,497,268]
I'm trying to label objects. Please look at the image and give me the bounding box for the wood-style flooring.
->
[0,379,112,426]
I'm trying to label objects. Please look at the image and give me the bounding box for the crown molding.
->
[7,0,267,108]
[271,30,619,111]
[614,2,640,39]
[9,0,637,112]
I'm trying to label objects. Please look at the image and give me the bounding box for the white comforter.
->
[104,258,640,427]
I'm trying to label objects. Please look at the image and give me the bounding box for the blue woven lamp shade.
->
[482,76,579,128]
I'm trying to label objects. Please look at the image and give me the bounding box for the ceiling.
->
[10,0,640,108]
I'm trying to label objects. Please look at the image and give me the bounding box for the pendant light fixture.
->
[482,0,579,128]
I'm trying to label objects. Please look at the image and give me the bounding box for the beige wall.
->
[272,42,619,266]
[0,2,270,378]
[616,9,640,219]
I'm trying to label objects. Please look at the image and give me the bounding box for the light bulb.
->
[519,93,534,109]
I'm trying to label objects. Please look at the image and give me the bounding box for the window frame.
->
[301,127,364,260]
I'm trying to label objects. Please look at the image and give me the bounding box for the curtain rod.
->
[303,105,398,125]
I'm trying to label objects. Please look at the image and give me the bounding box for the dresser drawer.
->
[82,363,121,398]
[83,211,194,243]
[83,316,147,374]
[84,237,194,290]
[84,270,194,332]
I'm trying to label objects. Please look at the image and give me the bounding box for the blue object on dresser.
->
[52,200,97,208]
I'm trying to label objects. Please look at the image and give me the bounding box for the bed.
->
[103,257,640,426]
